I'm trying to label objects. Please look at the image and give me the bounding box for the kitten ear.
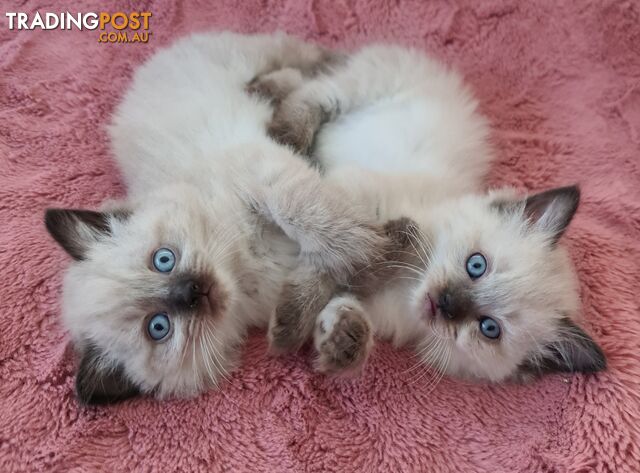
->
[383,216,420,249]
[524,317,606,375]
[75,344,139,405]
[44,208,129,260]
[522,186,580,245]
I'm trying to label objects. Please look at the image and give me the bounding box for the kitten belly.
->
[315,94,453,176]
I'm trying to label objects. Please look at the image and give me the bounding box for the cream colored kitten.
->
[44,32,383,403]
[261,44,605,382]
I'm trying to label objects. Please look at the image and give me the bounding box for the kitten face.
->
[407,186,605,382]
[46,185,249,403]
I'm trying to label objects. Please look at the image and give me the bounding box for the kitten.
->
[258,44,606,382]
[44,32,384,404]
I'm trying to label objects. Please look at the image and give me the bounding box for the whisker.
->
[404,337,440,374]
[387,275,423,284]
[380,264,424,277]
[380,258,425,272]
[207,327,233,380]
[178,316,196,372]
[407,338,443,383]
[200,327,219,389]
[404,226,432,267]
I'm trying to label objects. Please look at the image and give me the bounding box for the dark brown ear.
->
[523,186,580,245]
[76,344,139,405]
[383,216,420,249]
[521,317,606,376]
[44,208,128,260]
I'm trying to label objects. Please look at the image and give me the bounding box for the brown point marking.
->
[269,272,337,354]
[75,344,139,405]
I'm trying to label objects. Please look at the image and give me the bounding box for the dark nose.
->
[171,279,202,310]
[437,290,455,320]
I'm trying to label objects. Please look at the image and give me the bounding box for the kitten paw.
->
[268,100,322,156]
[314,299,372,374]
[245,68,304,104]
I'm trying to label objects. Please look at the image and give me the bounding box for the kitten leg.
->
[314,295,373,374]
[234,144,383,355]
[246,50,346,106]
[267,64,353,155]
[247,44,345,105]
[242,143,388,355]
[246,67,306,105]
[268,267,337,354]
[244,145,385,282]
[268,40,343,78]
[267,90,328,156]
[269,216,422,354]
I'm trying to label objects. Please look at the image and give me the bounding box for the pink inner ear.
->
[524,199,547,223]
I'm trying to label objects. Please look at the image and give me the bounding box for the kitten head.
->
[407,185,605,382]
[45,185,249,404]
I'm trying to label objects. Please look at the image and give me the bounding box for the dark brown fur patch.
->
[45,208,129,260]
[245,68,303,105]
[268,100,328,157]
[435,284,480,323]
[75,344,139,405]
[492,186,580,246]
[45,209,111,260]
[517,317,606,376]
[524,185,580,245]
[348,217,425,299]
[383,216,419,249]
[269,270,337,353]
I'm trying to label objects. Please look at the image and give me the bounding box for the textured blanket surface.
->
[1,1,639,472]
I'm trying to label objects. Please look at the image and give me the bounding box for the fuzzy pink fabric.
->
[1,1,639,471]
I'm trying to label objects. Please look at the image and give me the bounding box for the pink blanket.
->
[1,1,639,471]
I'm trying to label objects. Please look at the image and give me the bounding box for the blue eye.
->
[479,317,500,339]
[153,248,175,273]
[466,253,487,279]
[148,313,171,341]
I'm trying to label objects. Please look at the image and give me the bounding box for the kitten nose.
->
[437,291,455,320]
[172,279,202,310]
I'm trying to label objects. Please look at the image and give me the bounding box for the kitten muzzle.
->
[170,276,209,312]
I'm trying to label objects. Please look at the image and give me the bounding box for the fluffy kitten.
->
[259,44,606,382]
[44,32,384,403]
